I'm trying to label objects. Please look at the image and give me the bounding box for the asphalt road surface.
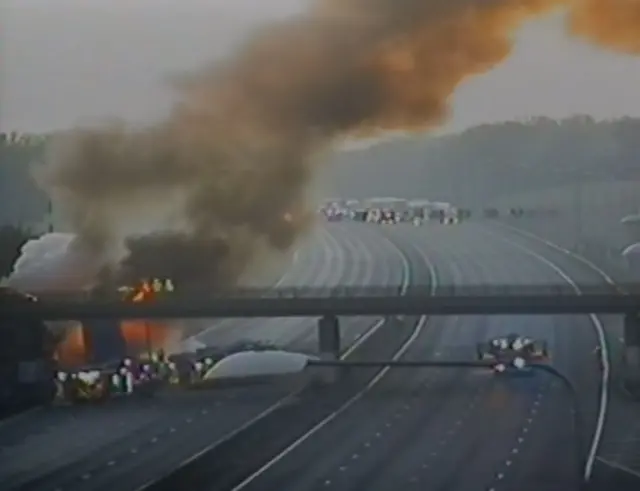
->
[489,221,640,483]
[0,222,411,491]
[224,222,607,491]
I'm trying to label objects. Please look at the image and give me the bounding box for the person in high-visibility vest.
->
[167,362,180,385]
[152,278,163,293]
[55,372,67,402]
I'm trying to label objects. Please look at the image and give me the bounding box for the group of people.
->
[54,350,168,403]
[53,348,223,403]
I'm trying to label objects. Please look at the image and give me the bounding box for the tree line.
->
[2,116,640,233]
[325,115,640,205]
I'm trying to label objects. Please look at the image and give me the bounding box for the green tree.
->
[326,116,640,204]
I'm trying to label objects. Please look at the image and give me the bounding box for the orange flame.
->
[120,281,172,353]
[55,323,88,367]
[55,281,173,367]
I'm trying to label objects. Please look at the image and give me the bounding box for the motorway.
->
[0,221,613,491]
[0,223,410,491]
[219,222,606,491]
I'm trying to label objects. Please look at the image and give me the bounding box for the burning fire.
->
[55,324,87,367]
[120,281,173,353]
[55,280,174,366]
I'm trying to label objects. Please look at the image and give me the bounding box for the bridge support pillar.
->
[81,320,127,365]
[317,315,341,384]
[622,312,640,395]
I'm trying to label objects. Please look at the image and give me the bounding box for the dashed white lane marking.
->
[40,405,226,487]
[314,384,485,486]
[224,239,436,491]
[487,227,610,482]
[485,382,550,487]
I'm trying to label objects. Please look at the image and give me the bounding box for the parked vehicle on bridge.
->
[476,333,549,376]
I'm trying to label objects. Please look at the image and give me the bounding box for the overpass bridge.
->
[3,283,639,319]
[3,283,640,352]
[3,283,640,386]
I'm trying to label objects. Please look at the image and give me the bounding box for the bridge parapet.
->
[2,286,640,321]
[29,282,639,304]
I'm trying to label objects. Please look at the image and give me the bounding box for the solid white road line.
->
[487,230,609,482]
[339,229,416,359]
[496,222,624,293]
[230,231,438,491]
[595,457,640,478]
[230,316,430,491]
[0,406,43,429]
[137,228,431,491]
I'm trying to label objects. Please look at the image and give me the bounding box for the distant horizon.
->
[2,112,636,142]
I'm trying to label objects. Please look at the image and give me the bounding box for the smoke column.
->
[38,0,640,291]
[4,233,104,293]
[568,0,640,54]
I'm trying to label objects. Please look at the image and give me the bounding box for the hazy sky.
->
[3,0,640,134]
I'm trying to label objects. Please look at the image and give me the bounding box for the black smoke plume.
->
[39,0,639,291]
